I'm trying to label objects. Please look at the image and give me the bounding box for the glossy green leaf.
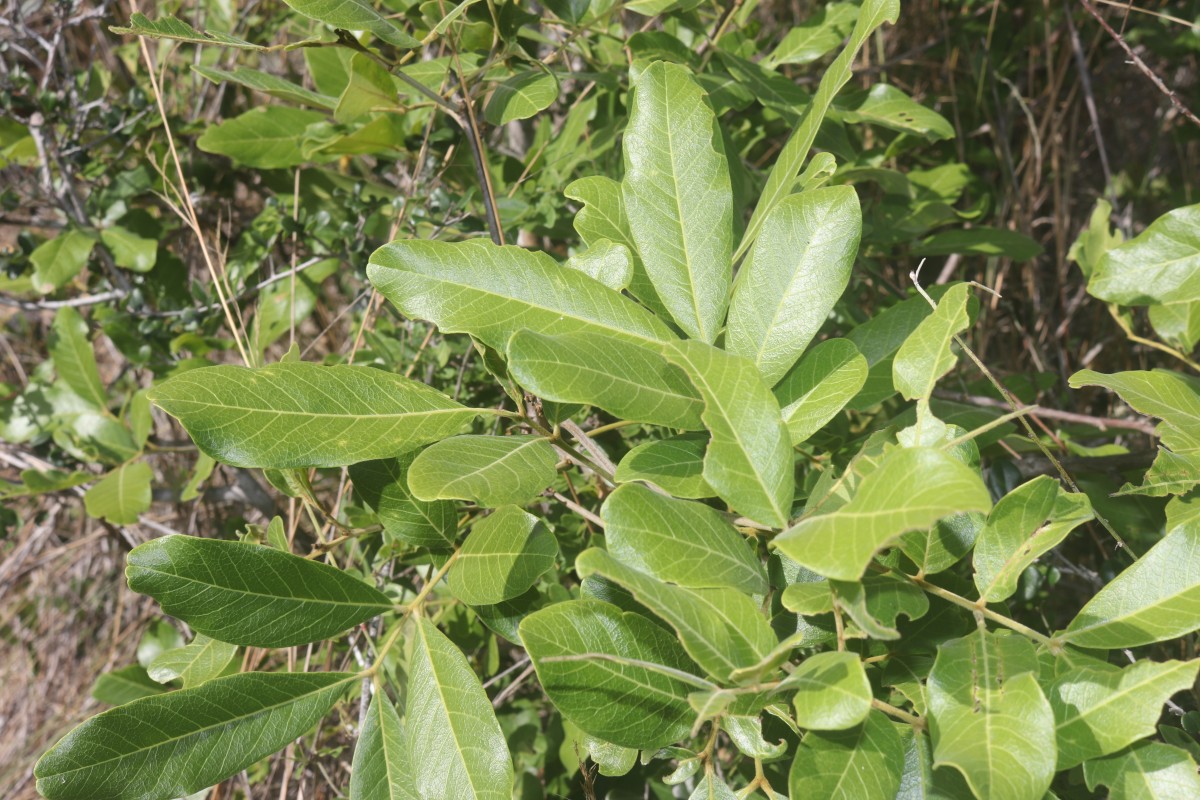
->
[667,341,794,528]
[36,671,355,800]
[898,511,983,576]
[507,330,703,429]
[110,13,269,50]
[774,338,868,445]
[1084,742,1200,800]
[197,106,324,169]
[614,435,714,498]
[837,84,954,140]
[725,715,787,759]
[367,239,675,351]
[349,455,458,549]
[50,307,106,409]
[774,446,991,581]
[1149,301,1200,352]
[148,363,479,469]
[973,477,1093,602]
[408,435,558,507]
[599,483,766,594]
[781,651,872,730]
[84,462,152,525]
[30,229,94,294]
[484,70,559,124]
[450,506,557,604]
[520,599,697,750]
[845,290,947,409]
[100,225,157,272]
[764,2,858,66]
[727,187,861,385]
[892,283,970,402]
[1116,448,1200,497]
[1089,203,1200,306]
[147,635,237,689]
[622,61,732,342]
[91,665,167,706]
[350,692,409,800]
[280,0,418,47]
[1069,369,1200,453]
[789,710,905,799]
[927,630,1055,800]
[1051,658,1200,769]
[832,574,929,640]
[193,65,335,109]
[126,535,393,648]
[575,548,776,681]
[404,618,513,800]
[563,239,633,291]
[1062,521,1200,649]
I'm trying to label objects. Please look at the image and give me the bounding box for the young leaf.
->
[1084,742,1200,800]
[1051,658,1200,769]
[1068,369,1200,453]
[773,447,991,581]
[780,650,872,730]
[196,106,324,169]
[147,635,237,689]
[575,548,776,681]
[972,477,1094,602]
[367,239,675,350]
[36,671,356,800]
[407,435,558,507]
[563,240,633,292]
[147,363,480,469]
[927,630,1055,800]
[726,186,861,385]
[614,434,714,498]
[621,61,733,343]
[667,341,794,528]
[404,618,514,800]
[520,599,698,750]
[687,773,738,800]
[1088,203,1200,306]
[836,84,954,140]
[84,462,152,525]
[50,307,107,409]
[600,483,766,595]
[484,70,560,124]
[506,330,704,430]
[774,338,868,445]
[350,692,409,800]
[788,710,905,800]
[110,13,269,50]
[1061,521,1200,649]
[449,506,558,605]
[279,0,419,48]
[91,665,167,706]
[30,228,94,294]
[126,535,393,648]
[892,283,970,402]
[349,456,458,549]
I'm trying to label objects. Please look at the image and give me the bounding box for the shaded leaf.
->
[485,70,559,124]
[84,462,152,525]
[50,307,106,409]
[912,228,1043,261]
[193,65,335,109]
[408,435,558,507]
[615,435,714,498]
[280,0,419,47]
[450,506,557,604]
[892,283,970,402]
[349,455,458,549]
[774,338,868,445]
[788,710,904,799]
[147,635,237,689]
[91,665,167,706]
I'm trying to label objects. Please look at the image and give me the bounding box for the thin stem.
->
[941,405,1036,450]
[872,698,926,731]
[368,550,460,672]
[906,572,1058,649]
[586,419,641,437]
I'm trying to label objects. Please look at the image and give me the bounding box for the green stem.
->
[368,550,460,673]
[906,572,1057,649]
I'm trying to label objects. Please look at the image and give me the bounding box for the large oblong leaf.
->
[449,506,558,605]
[407,435,558,507]
[404,618,514,800]
[366,239,675,352]
[126,535,393,648]
[892,283,970,402]
[147,363,480,469]
[35,671,356,800]
[621,61,733,343]
[350,692,409,800]
[726,187,861,385]
[774,338,868,445]
[196,106,324,169]
[1084,742,1200,800]
[1088,203,1200,306]
[788,709,904,800]
[50,307,106,409]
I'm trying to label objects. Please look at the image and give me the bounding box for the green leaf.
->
[484,70,559,124]
[404,618,514,799]
[36,671,355,800]
[1084,742,1200,800]
[507,330,704,429]
[575,548,776,681]
[30,229,94,294]
[892,283,970,402]
[350,692,409,800]
[737,0,899,262]
[1061,521,1200,649]
[913,228,1043,261]
[972,477,1093,602]
[520,599,698,750]
[367,239,675,351]
[726,187,861,385]
[774,338,868,445]
[687,773,738,800]
[788,710,905,800]
[1149,301,1200,352]
[621,61,732,342]
[898,511,983,576]
[837,84,954,140]
[84,462,152,525]
[100,225,157,272]
[147,635,237,689]
[147,362,480,469]
[927,630,1055,800]
[1051,658,1200,769]
[666,341,794,528]
[91,665,167,706]
[614,435,714,498]
[50,307,106,409]
[781,651,872,730]
[845,289,949,409]
[193,65,335,109]
[279,0,419,47]
[1088,203,1200,306]
[599,483,766,595]
[407,435,558,507]
[110,13,269,50]
[349,456,458,549]
[334,53,401,123]
[450,506,557,604]
[126,534,393,648]
[197,106,324,169]
[1069,369,1200,454]
[764,2,858,66]
[774,446,991,581]
[563,239,633,291]
[1116,448,1200,497]
[831,574,929,640]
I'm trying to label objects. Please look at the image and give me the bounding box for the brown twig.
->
[932,389,1158,436]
